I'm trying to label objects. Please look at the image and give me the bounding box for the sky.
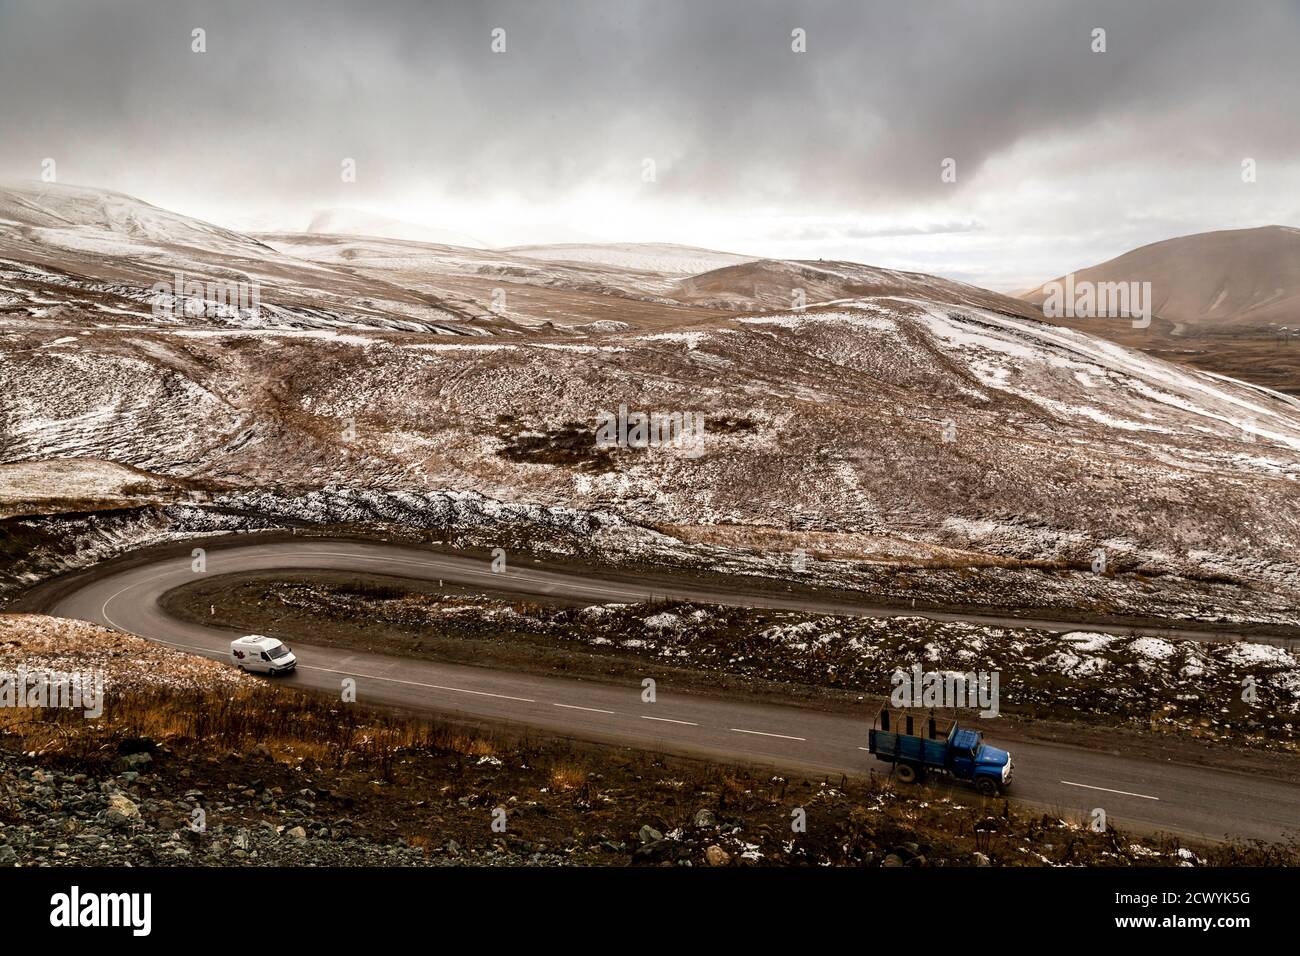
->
[1,0,1298,290]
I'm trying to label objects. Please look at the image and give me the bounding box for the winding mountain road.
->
[42,537,1300,843]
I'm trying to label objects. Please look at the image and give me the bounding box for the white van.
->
[230,635,297,675]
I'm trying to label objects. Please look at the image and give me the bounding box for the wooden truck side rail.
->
[867,705,959,768]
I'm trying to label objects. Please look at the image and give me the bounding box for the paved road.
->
[46,538,1300,843]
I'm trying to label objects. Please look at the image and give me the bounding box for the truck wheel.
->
[974,776,1000,796]
[895,763,921,784]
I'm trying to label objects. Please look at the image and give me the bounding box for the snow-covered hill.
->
[0,181,270,257]
[502,242,756,275]
[4,292,1299,593]
[3,183,1300,615]
[675,258,1044,317]
[298,208,488,249]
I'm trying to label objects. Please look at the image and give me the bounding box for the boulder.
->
[704,844,731,866]
[103,793,140,828]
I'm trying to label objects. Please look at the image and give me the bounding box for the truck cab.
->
[946,728,1013,794]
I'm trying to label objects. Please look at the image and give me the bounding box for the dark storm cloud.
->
[1,0,1296,210]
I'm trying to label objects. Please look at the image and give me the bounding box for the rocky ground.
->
[0,749,436,868]
[1,742,1247,869]
[4,613,1291,868]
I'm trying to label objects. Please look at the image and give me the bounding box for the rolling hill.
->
[1020,226,1300,332]
[3,184,1300,618]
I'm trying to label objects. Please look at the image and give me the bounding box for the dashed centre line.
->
[731,728,806,741]
[297,665,537,703]
[1060,780,1160,801]
[641,715,699,726]
[552,703,616,715]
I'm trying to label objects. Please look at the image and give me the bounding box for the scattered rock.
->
[704,844,731,866]
[103,793,140,828]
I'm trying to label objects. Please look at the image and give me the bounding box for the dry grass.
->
[0,682,468,782]
[548,762,587,792]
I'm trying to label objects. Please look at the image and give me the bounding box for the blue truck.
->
[867,707,1013,795]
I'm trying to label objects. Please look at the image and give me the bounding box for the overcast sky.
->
[1,0,1297,289]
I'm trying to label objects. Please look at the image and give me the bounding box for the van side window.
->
[260,652,270,661]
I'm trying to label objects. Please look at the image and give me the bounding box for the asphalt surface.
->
[46,537,1300,843]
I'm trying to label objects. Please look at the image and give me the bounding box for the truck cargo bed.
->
[868,729,951,767]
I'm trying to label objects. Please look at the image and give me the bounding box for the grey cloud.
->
[0,0,1295,272]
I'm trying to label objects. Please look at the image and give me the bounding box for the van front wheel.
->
[895,763,921,785]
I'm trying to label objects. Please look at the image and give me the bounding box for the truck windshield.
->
[266,643,291,659]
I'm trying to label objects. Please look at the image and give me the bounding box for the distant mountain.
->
[0,182,491,335]
[502,242,756,275]
[1020,226,1300,330]
[299,208,488,249]
[674,258,1042,317]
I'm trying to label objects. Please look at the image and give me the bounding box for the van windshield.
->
[266,643,291,659]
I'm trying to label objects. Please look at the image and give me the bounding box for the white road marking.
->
[731,728,806,741]
[299,665,536,703]
[641,715,699,726]
[100,576,156,629]
[553,703,616,715]
[1060,780,1160,801]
